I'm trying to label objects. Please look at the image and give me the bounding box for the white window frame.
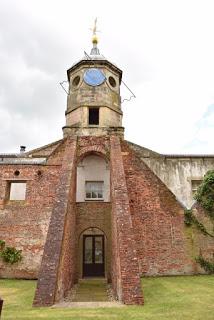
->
[85,181,104,201]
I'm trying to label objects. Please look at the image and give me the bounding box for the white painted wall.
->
[143,157,214,208]
[76,155,110,202]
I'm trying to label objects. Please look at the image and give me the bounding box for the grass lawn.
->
[0,275,214,320]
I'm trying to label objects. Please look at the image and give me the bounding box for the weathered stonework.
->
[63,58,123,138]
[128,141,214,208]
[33,137,77,306]
[110,136,143,304]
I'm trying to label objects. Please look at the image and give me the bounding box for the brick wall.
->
[110,135,143,305]
[33,137,77,306]
[75,136,112,281]
[1,133,213,308]
[77,136,110,157]
[76,202,111,281]
[121,140,193,275]
[0,164,61,278]
[185,204,214,273]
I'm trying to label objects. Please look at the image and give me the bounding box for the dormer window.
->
[89,108,99,125]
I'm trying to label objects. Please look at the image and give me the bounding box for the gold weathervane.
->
[91,18,99,44]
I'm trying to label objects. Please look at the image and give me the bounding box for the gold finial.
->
[91,18,99,44]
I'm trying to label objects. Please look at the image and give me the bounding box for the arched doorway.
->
[80,228,106,278]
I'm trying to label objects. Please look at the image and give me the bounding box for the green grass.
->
[0,276,214,320]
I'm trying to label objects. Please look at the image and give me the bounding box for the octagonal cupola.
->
[63,30,124,138]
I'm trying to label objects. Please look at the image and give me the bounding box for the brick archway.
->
[78,146,109,164]
[77,227,108,279]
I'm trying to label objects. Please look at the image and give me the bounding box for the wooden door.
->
[83,235,104,277]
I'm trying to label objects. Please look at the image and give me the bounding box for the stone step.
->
[72,279,109,302]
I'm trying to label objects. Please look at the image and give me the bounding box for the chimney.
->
[20,146,26,153]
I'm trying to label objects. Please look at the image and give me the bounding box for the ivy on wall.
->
[0,240,22,264]
[195,255,214,274]
[194,170,214,217]
[184,209,214,237]
[184,170,214,273]
[0,240,5,250]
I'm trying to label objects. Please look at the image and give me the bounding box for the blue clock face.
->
[83,68,106,86]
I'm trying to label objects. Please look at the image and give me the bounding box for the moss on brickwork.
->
[194,170,214,216]
[184,171,214,273]
[184,209,214,237]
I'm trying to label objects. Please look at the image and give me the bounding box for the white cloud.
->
[0,0,214,153]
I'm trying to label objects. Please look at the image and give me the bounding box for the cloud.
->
[183,105,214,153]
[0,0,214,154]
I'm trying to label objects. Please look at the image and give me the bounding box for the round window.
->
[109,76,116,88]
[72,75,80,87]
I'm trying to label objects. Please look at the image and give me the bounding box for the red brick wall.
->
[75,136,112,281]
[121,140,193,275]
[0,164,61,278]
[55,176,77,301]
[110,136,143,305]
[76,202,111,281]
[47,140,67,165]
[1,134,212,308]
[76,203,111,237]
[33,137,77,306]
[77,136,110,161]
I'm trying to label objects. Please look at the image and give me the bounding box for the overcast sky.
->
[0,0,214,154]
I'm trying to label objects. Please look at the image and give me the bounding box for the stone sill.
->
[76,200,111,203]
[5,200,27,206]
[84,198,104,201]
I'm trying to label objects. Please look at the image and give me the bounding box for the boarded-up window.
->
[9,182,26,200]
[191,180,202,195]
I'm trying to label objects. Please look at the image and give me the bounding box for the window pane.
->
[10,182,26,200]
[85,181,104,199]
[84,237,93,264]
[95,236,103,264]
[86,182,91,192]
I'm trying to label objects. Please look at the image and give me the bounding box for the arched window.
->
[76,154,110,202]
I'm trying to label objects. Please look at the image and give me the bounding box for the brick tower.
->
[33,28,143,306]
